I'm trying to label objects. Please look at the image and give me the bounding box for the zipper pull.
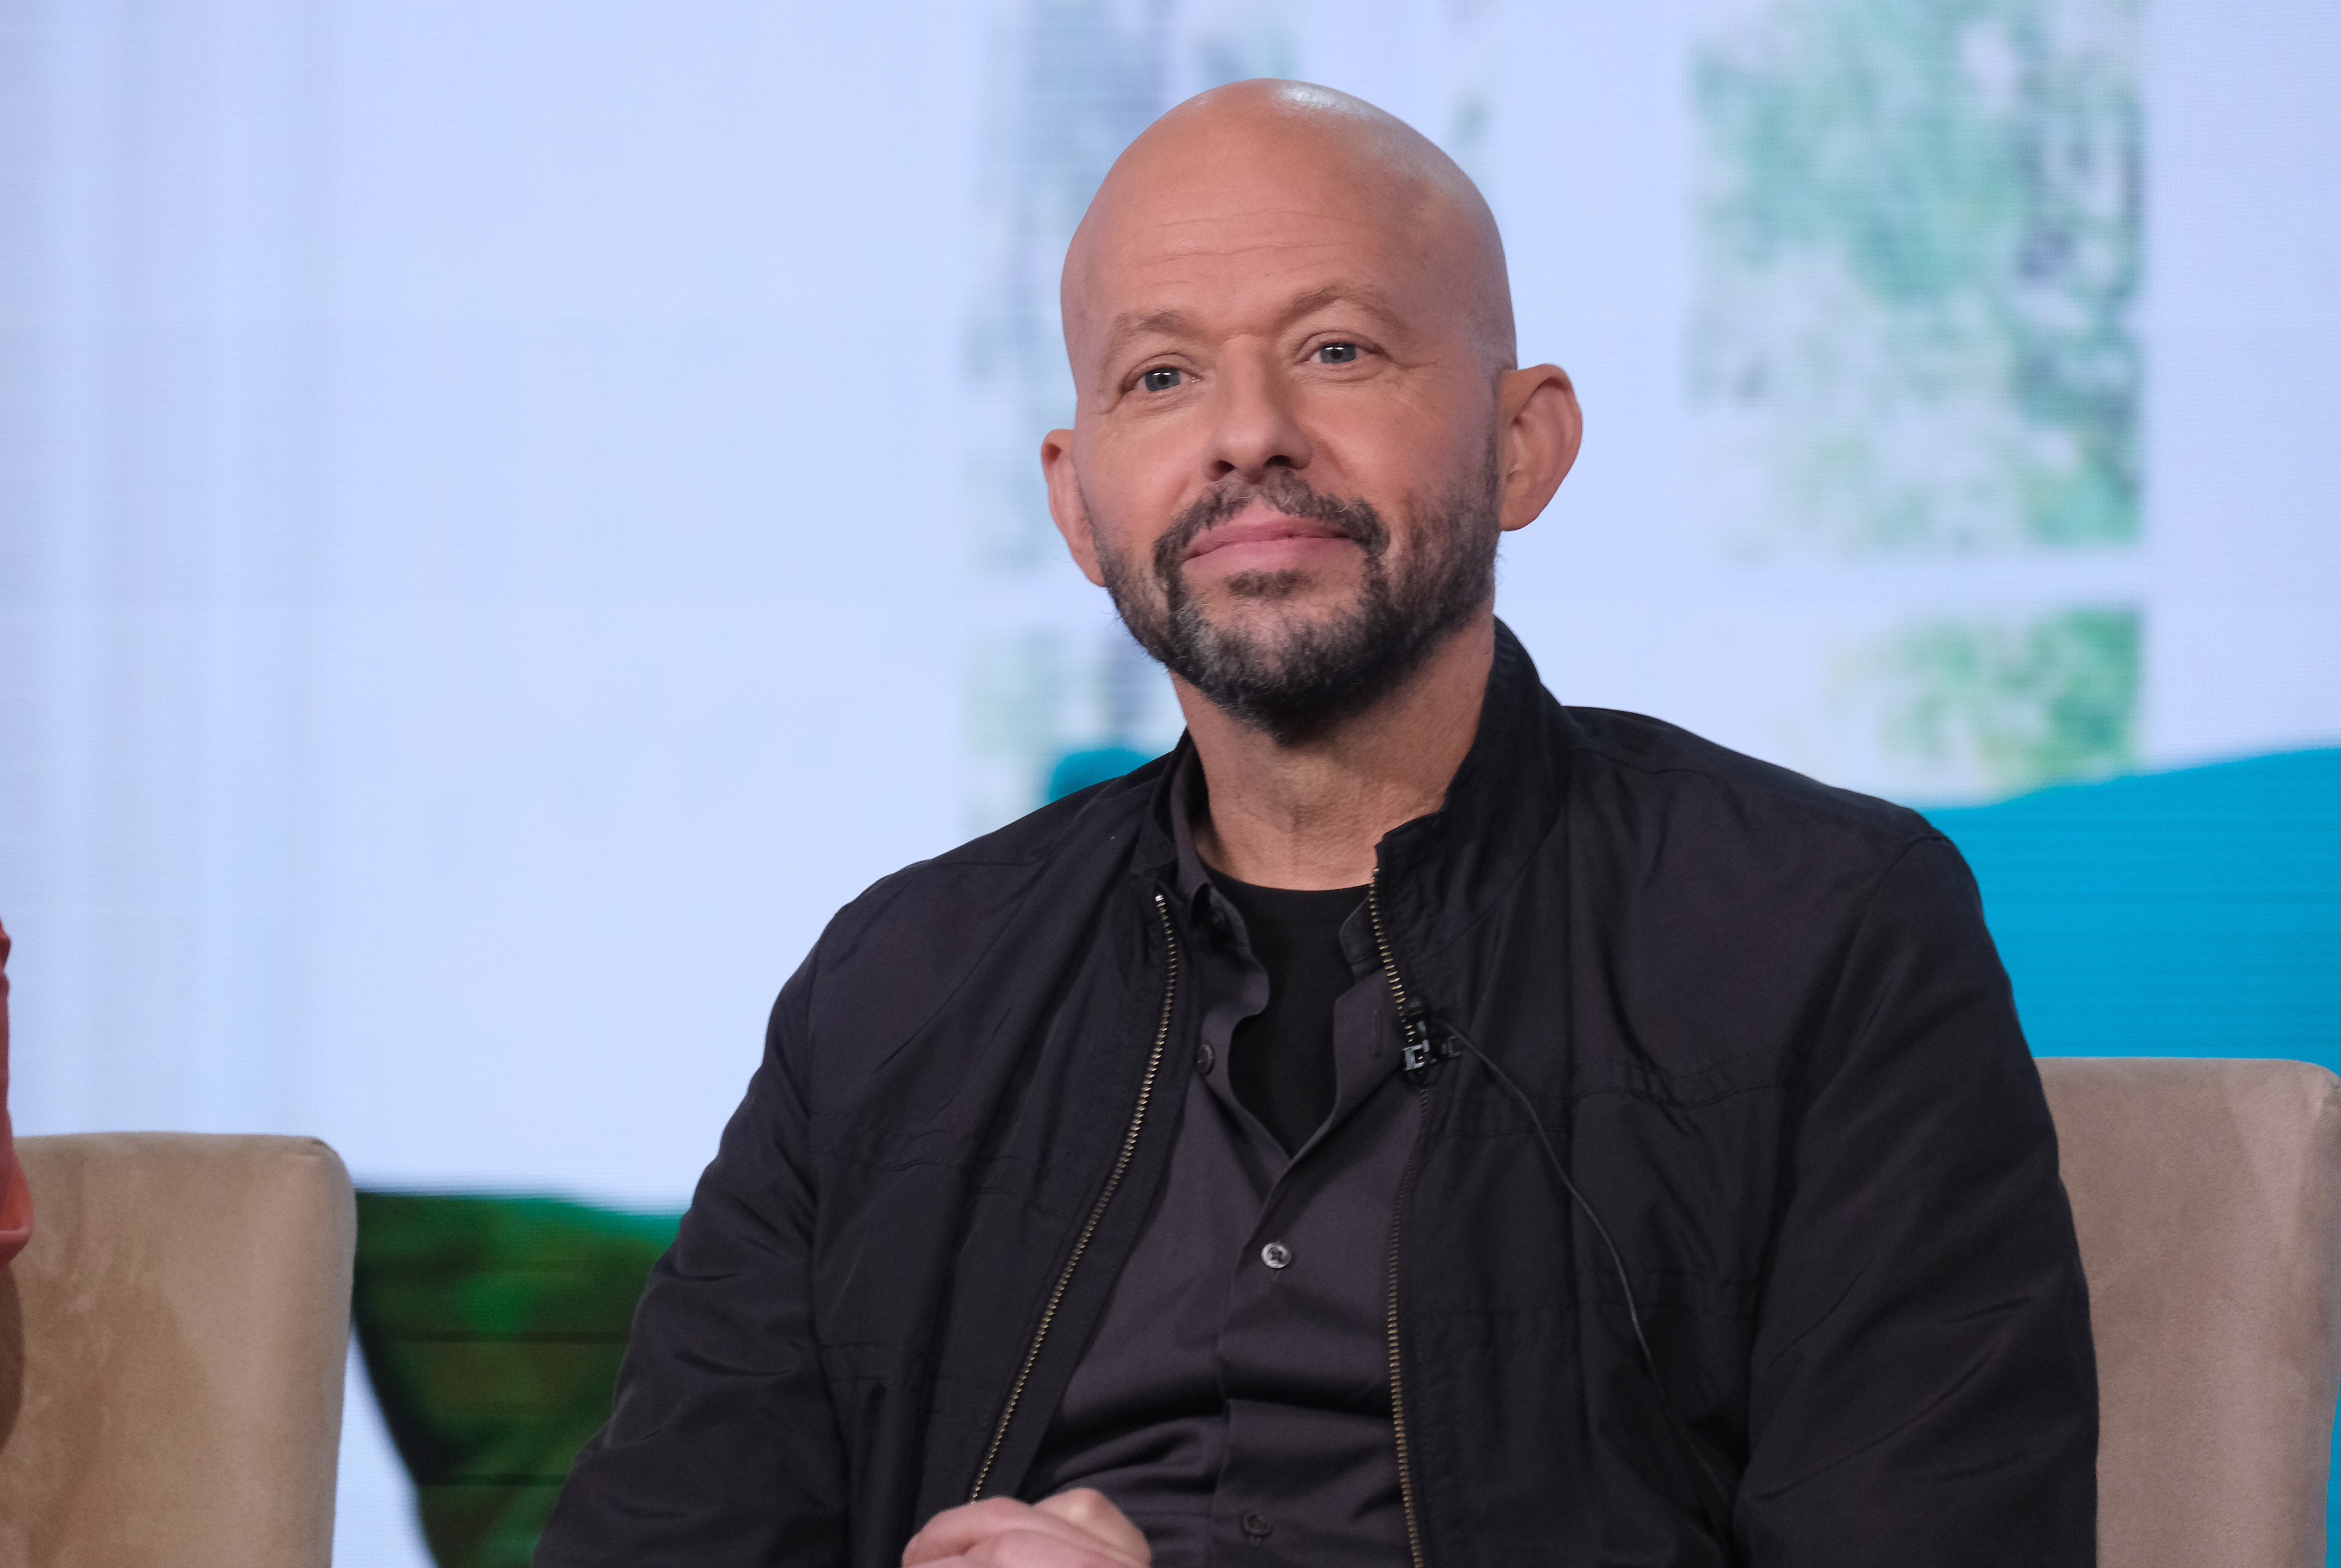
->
[1398,1000,1461,1083]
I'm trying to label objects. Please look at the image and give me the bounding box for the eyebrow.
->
[1096,283,1407,370]
[1098,309,1200,369]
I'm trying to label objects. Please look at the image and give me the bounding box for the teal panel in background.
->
[1927,748,2340,1060]
[1047,745,1155,803]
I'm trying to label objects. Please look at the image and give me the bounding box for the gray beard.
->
[1095,453,1501,746]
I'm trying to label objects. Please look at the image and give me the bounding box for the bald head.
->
[1038,80,1580,758]
[1062,80,1517,385]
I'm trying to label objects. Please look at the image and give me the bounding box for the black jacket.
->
[538,625,2096,1567]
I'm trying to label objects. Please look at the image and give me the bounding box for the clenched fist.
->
[902,1488,1151,1567]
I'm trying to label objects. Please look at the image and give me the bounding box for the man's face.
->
[1048,131,1510,742]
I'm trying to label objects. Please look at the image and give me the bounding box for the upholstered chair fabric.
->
[2041,1057,2341,1568]
[0,1133,356,1568]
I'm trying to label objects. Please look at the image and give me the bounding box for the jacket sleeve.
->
[1736,833,2096,1563]
[537,957,846,1567]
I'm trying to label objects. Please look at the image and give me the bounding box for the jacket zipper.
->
[1368,870,1432,1568]
[967,889,1180,1501]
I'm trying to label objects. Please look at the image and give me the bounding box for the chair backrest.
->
[2040,1057,2341,1568]
[0,1133,356,1568]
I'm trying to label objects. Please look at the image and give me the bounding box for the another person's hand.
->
[901,1488,1149,1567]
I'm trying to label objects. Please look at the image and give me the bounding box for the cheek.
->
[1079,434,1191,551]
[1088,414,1197,491]
[1315,394,1487,505]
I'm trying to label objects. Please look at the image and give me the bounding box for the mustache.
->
[1150,470,1391,583]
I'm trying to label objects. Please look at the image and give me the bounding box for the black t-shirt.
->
[1210,874,1368,1154]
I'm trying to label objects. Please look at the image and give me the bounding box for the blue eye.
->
[1141,367,1183,391]
[1316,342,1360,364]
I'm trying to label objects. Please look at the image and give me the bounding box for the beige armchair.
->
[2042,1057,2341,1568]
[0,1133,355,1568]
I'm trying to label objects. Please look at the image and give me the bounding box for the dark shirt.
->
[1216,874,1355,1154]
[1024,760,1416,1567]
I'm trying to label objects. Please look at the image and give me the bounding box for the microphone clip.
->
[1399,1003,1462,1083]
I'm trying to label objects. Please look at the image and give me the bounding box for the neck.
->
[1179,615,1495,890]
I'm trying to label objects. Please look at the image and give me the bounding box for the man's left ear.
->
[1495,364,1583,534]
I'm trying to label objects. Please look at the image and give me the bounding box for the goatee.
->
[1096,453,1500,746]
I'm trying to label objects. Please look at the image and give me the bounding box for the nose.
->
[1206,343,1313,483]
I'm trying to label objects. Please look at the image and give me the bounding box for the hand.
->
[902,1488,1151,1567]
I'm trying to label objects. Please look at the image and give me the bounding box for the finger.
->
[969,1526,1146,1567]
[904,1498,1144,1567]
[1036,1488,1150,1563]
[904,1498,1028,1565]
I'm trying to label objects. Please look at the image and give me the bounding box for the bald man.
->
[538,82,2094,1568]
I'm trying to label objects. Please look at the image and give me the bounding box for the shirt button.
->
[1242,1512,1274,1539]
[1196,1042,1214,1074]
[1259,1240,1292,1270]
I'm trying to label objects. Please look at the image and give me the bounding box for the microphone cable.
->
[1441,1022,1738,1553]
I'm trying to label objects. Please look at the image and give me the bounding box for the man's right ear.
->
[1041,428,1108,587]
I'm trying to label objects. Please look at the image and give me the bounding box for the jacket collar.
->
[1370,620,1573,975]
[1128,620,1573,969]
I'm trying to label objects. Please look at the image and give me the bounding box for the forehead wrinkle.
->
[1113,212,1389,273]
[1278,283,1403,330]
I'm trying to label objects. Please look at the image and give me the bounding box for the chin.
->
[1218,563,1377,609]
[1210,588,1366,638]
[1220,567,1313,600]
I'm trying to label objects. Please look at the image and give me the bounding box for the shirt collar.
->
[1163,746,1219,924]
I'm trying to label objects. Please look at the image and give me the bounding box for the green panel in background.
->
[352,1192,680,1568]
[1693,0,2144,556]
